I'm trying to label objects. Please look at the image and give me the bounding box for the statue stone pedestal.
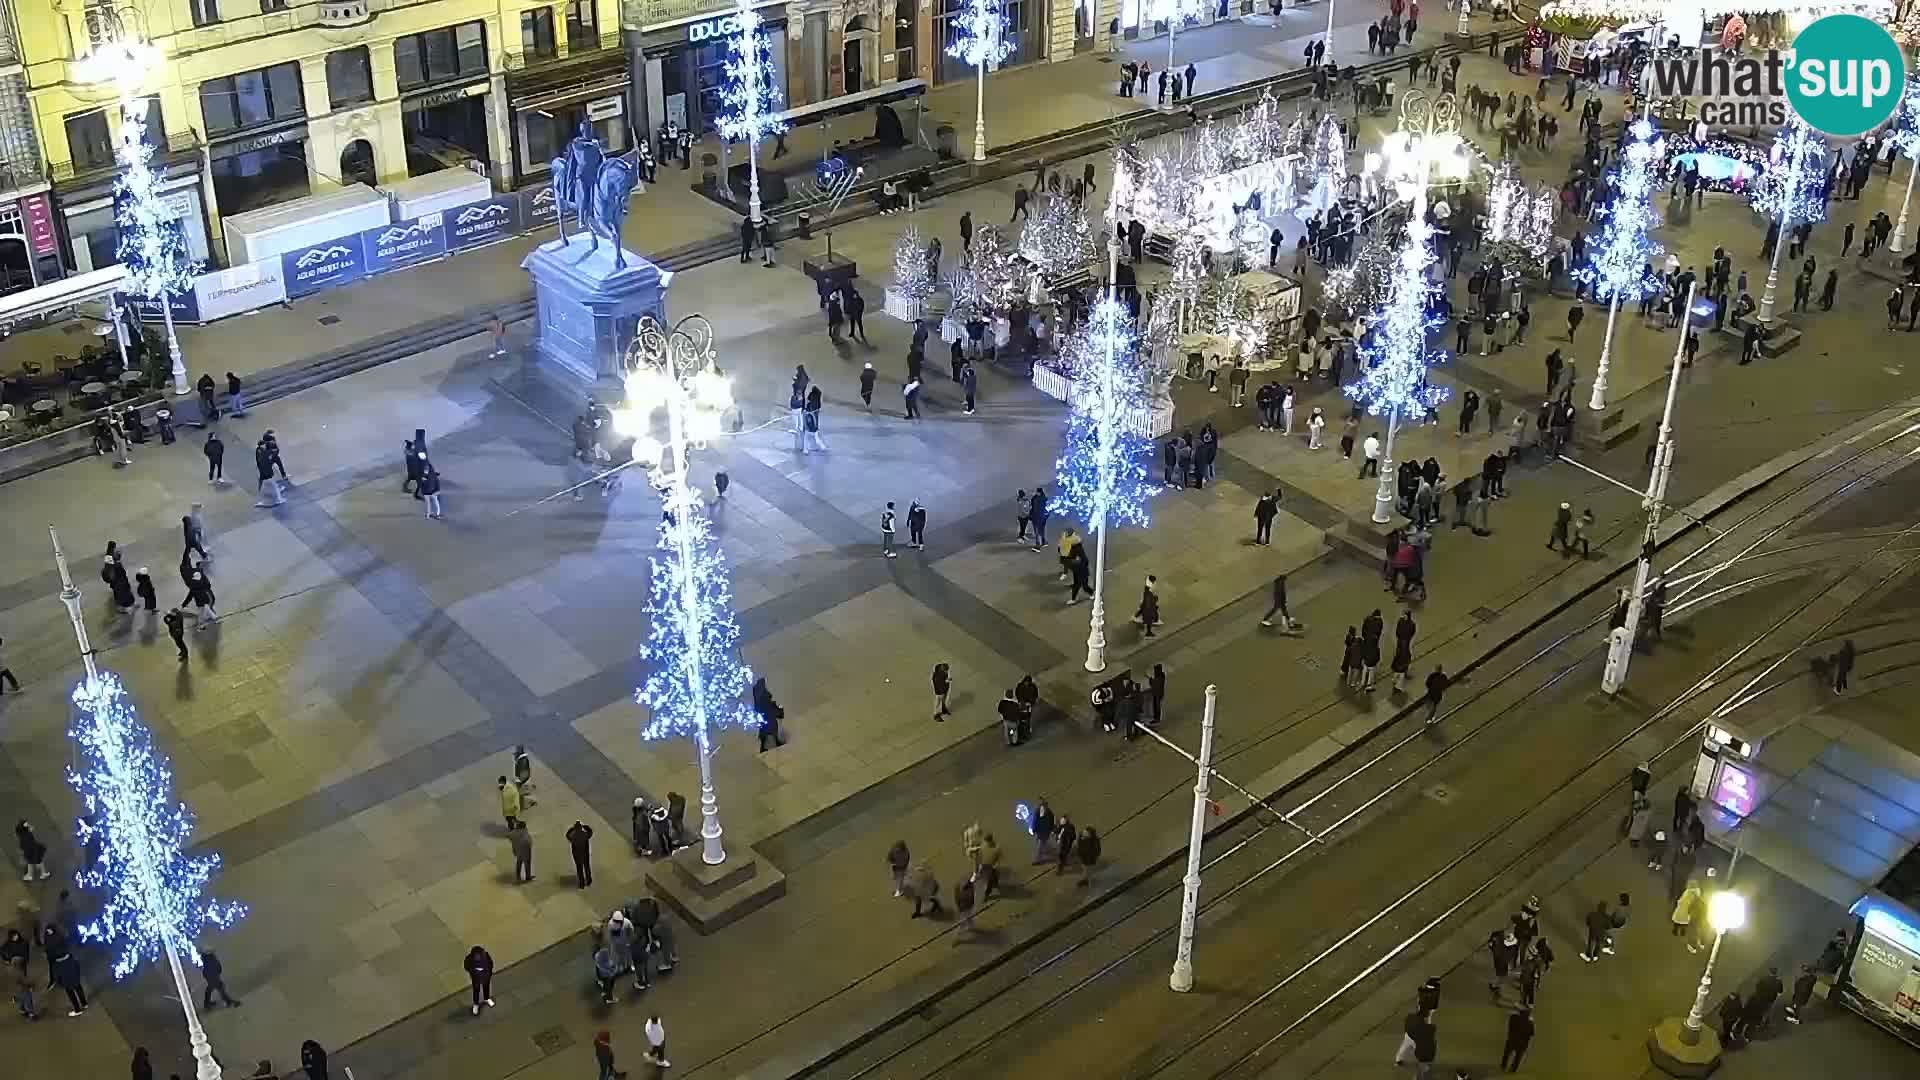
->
[520,233,671,396]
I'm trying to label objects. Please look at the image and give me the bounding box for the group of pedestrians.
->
[92,531,217,662]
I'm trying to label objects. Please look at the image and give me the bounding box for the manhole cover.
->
[532,1026,573,1055]
[1423,783,1455,805]
[1471,607,1500,623]
[317,314,342,326]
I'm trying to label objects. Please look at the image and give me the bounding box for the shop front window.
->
[64,108,113,171]
[210,142,311,216]
[395,21,489,91]
[936,0,1030,83]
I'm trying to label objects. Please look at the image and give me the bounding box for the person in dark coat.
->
[566,821,593,888]
[1027,488,1050,549]
[133,567,157,611]
[165,608,188,661]
[1501,1006,1534,1072]
[1054,817,1077,872]
[183,514,208,561]
[16,820,49,880]
[1745,966,1784,1034]
[103,557,135,611]
[739,217,756,263]
[133,1047,154,1080]
[752,677,786,750]
[464,946,494,1015]
[1832,639,1856,690]
[44,926,84,1014]
[1391,611,1416,693]
[201,949,239,1008]
[1136,576,1160,637]
[300,1040,330,1080]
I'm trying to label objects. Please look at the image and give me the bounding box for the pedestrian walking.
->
[567,820,594,888]
[932,663,952,719]
[1253,490,1279,544]
[1029,488,1050,549]
[960,360,977,414]
[1672,878,1703,948]
[753,676,787,750]
[1501,1006,1534,1072]
[1785,963,1818,1023]
[201,949,239,1008]
[1548,502,1572,552]
[254,441,283,507]
[499,776,523,830]
[204,431,225,483]
[1832,638,1855,691]
[1076,826,1102,888]
[845,287,867,343]
[509,820,533,882]
[1341,627,1360,687]
[858,363,876,409]
[977,833,1002,898]
[4,934,34,1020]
[595,1031,628,1080]
[182,515,208,563]
[907,860,944,918]
[1054,816,1078,873]
[1422,665,1452,725]
[645,1015,670,1069]
[15,821,48,881]
[1030,798,1055,864]
[908,499,928,548]
[1260,574,1294,628]
[1570,507,1595,558]
[464,946,494,1015]
[903,377,921,419]
[1359,625,1381,691]
[1135,575,1160,636]
[1567,304,1585,339]
[1391,611,1416,693]
[954,874,976,931]
[1581,899,1614,961]
[1308,407,1326,449]
[1359,432,1382,477]
[164,609,188,661]
[880,502,898,558]
[887,840,911,896]
[45,928,84,1014]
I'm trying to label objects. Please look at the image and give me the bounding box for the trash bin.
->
[796,212,812,239]
[936,124,958,160]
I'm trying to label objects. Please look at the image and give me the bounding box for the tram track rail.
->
[782,411,1920,1080]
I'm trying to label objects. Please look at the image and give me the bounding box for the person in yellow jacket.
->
[1672,878,1705,953]
[499,775,523,830]
[1057,528,1083,583]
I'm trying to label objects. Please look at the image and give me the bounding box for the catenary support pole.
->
[1169,684,1217,992]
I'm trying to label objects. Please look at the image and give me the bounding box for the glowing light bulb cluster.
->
[1577,118,1665,304]
[67,673,246,980]
[715,0,786,149]
[1019,194,1096,280]
[115,102,197,305]
[1345,206,1449,421]
[1749,117,1828,229]
[1053,296,1158,533]
[946,0,1015,70]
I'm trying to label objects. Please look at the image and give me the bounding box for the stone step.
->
[1759,326,1804,358]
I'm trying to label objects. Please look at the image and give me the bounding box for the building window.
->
[394,21,489,91]
[521,8,557,60]
[190,0,221,27]
[260,0,288,10]
[567,0,599,50]
[65,108,113,170]
[893,0,915,78]
[326,47,374,109]
[138,97,166,149]
[199,61,306,136]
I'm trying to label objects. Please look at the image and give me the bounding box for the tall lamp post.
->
[1682,890,1747,1042]
[1582,119,1665,412]
[717,0,786,228]
[1602,281,1693,696]
[617,316,758,866]
[50,528,243,1080]
[948,0,1013,164]
[1056,294,1157,673]
[74,9,191,396]
[1351,92,1466,524]
[1148,0,1203,92]
[1754,119,1826,328]
[1168,684,1218,992]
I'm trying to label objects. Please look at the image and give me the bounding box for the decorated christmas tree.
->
[1019,194,1095,281]
[892,224,936,301]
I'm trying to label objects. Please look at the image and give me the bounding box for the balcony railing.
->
[503,30,621,75]
[51,129,201,185]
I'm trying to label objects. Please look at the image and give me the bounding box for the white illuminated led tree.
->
[1577,118,1665,411]
[1019,193,1095,283]
[947,0,1014,163]
[716,0,787,226]
[75,19,192,396]
[1054,296,1157,672]
[1348,93,1464,526]
[1750,118,1827,327]
[49,528,243,1080]
[618,316,757,867]
[1888,76,1920,256]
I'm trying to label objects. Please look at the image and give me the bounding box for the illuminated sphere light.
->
[1053,296,1158,534]
[715,0,786,148]
[67,673,246,980]
[1576,118,1665,304]
[946,0,1015,69]
[1748,118,1828,229]
[634,489,758,743]
[1344,206,1449,421]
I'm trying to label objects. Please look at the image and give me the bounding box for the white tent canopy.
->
[0,265,129,331]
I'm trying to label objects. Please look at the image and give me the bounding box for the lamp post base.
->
[646,844,787,935]
[1647,1017,1726,1078]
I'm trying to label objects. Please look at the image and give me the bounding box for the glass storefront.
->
[401,86,491,176]
[208,129,311,216]
[516,95,629,180]
[649,15,788,135]
[935,0,1040,84]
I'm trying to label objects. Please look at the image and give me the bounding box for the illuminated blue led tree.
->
[716,0,787,224]
[947,0,1014,163]
[1577,118,1664,411]
[116,101,196,394]
[1887,76,1920,256]
[623,315,755,866]
[48,527,239,1080]
[1346,202,1449,525]
[1750,117,1827,326]
[1053,296,1158,671]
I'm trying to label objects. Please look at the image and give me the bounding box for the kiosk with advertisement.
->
[1842,892,1920,1045]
